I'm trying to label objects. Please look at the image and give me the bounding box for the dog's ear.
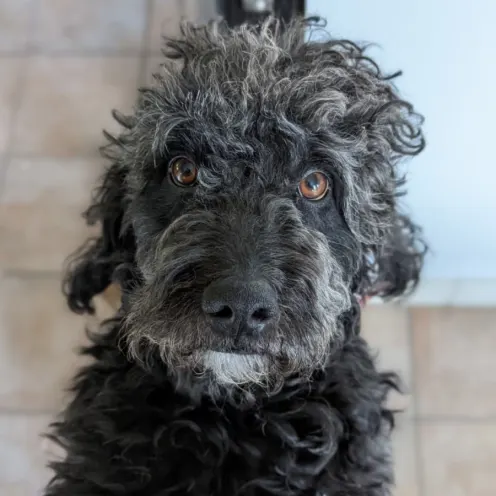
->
[358,212,427,300]
[63,112,136,314]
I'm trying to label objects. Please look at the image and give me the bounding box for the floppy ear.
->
[357,212,427,301]
[377,213,426,298]
[63,112,136,314]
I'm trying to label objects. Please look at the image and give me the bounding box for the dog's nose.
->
[202,278,279,335]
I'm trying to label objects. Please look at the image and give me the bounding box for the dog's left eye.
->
[169,157,198,187]
[299,172,329,201]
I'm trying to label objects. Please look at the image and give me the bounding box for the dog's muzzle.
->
[126,196,352,384]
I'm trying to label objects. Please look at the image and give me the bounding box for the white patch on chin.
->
[201,351,269,386]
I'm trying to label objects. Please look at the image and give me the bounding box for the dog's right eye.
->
[169,157,198,187]
[299,172,329,201]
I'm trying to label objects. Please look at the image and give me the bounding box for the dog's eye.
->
[299,172,329,201]
[169,157,198,187]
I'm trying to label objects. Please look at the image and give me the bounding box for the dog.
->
[44,17,425,496]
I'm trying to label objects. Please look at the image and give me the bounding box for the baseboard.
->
[369,279,496,307]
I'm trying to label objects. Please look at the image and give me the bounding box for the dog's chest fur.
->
[48,318,395,496]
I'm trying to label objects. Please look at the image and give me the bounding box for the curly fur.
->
[48,17,425,495]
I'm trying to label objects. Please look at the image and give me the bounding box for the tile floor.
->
[0,1,495,495]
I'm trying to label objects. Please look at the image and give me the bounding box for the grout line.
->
[140,0,192,86]
[406,308,426,496]
[7,152,104,164]
[0,49,172,58]
[0,49,147,58]
[25,0,41,53]
[414,415,496,424]
[2,269,62,280]
[0,407,57,417]
[0,154,7,187]
[0,51,32,57]
[6,152,103,161]
[0,0,39,198]
[138,0,154,88]
[0,56,31,199]
[5,153,103,159]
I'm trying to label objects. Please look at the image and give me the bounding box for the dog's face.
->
[88,20,424,387]
[126,112,357,384]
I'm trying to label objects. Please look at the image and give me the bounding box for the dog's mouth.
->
[206,333,273,356]
[208,343,265,355]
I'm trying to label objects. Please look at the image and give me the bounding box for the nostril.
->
[211,305,233,321]
[250,307,271,323]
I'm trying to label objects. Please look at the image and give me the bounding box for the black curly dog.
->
[45,18,425,496]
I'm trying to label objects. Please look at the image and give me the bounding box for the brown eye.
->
[299,172,329,200]
[169,156,198,187]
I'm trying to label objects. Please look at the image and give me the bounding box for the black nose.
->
[202,278,279,335]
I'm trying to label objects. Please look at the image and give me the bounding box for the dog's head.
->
[65,18,425,388]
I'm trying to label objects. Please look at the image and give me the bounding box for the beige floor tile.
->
[392,420,419,496]
[147,0,185,53]
[361,304,412,413]
[147,0,218,53]
[182,0,219,25]
[35,0,146,53]
[0,0,33,52]
[0,275,92,411]
[1,157,102,205]
[411,308,496,418]
[0,58,23,154]
[0,413,52,495]
[0,158,101,271]
[11,56,140,157]
[420,421,496,496]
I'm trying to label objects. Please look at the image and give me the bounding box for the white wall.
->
[307,0,496,280]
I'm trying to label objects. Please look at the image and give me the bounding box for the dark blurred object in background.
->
[217,0,305,27]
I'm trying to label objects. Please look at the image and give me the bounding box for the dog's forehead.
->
[182,107,308,174]
[145,38,348,167]
[152,78,325,180]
